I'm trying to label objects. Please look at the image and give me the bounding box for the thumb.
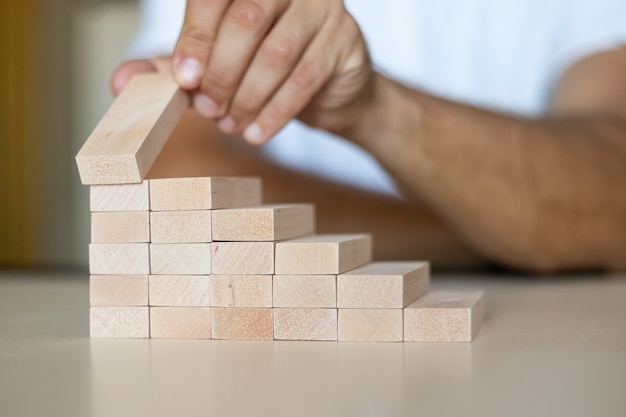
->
[111,58,173,96]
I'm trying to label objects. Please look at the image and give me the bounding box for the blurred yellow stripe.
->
[0,0,39,265]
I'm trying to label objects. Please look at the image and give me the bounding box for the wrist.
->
[334,73,424,153]
[331,71,386,144]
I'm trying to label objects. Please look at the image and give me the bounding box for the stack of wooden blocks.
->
[78,74,483,343]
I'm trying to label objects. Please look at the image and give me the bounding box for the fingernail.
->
[243,123,264,144]
[194,94,219,119]
[176,58,201,86]
[217,116,238,134]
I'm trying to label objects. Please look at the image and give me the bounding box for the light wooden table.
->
[1,269,625,417]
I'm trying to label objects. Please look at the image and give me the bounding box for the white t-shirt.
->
[129,0,626,196]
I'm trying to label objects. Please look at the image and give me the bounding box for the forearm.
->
[149,111,481,266]
[341,73,626,271]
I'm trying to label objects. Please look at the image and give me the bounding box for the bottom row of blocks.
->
[91,291,484,342]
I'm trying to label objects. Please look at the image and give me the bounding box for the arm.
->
[335,49,626,271]
[116,1,626,271]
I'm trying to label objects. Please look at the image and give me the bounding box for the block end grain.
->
[338,309,403,342]
[76,154,142,185]
[149,177,262,211]
[274,308,337,341]
[90,275,149,306]
[89,243,150,275]
[150,307,212,339]
[210,275,272,308]
[210,242,274,275]
[211,308,273,340]
[90,307,149,338]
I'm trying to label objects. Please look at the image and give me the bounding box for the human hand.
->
[172,0,372,144]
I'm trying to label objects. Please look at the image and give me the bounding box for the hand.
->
[172,0,372,144]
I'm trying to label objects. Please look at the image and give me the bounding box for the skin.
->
[113,0,626,272]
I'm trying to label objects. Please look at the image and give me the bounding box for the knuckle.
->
[290,61,316,89]
[260,36,298,67]
[204,68,236,95]
[344,21,359,39]
[337,12,359,38]
[232,98,258,118]
[231,0,267,30]
[340,10,357,26]
[266,100,291,120]
[182,25,216,48]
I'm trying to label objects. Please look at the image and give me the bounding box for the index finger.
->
[173,0,231,89]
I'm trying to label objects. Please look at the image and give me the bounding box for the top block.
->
[149,177,262,211]
[75,74,189,185]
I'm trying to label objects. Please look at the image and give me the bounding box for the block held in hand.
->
[75,73,190,185]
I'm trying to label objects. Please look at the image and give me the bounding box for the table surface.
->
[1,269,625,417]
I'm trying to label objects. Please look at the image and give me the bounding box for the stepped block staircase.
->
[77,74,483,342]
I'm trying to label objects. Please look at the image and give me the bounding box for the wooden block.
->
[211,204,314,241]
[210,275,272,307]
[211,242,274,275]
[275,234,372,275]
[150,243,211,275]
[76,73,189,185]
[150,210,212,243]
[149,177,262,211]
[337,261,429,309]
[91,211,150,243]
[90,275,148,306]
[89,243,150,275]
[211,308,273,340]
[150,307,211,339]
[273,275,336,308]
[90,182,149,212]
[338,309,403,342]
[403,290,484,342]
[90,307,149,338]
[149,275,211,306]
[273,308,337,341]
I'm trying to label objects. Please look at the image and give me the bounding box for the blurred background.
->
[1,0,139,269]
